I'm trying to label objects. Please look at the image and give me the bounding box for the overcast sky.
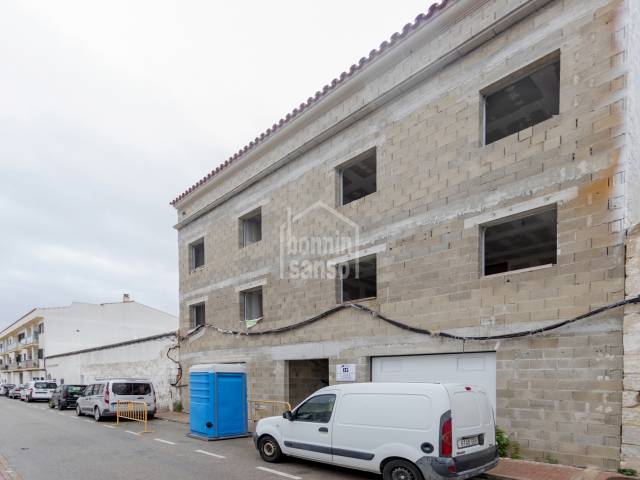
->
[0,0,430,329]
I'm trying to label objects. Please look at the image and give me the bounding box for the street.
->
[0,397,376,480]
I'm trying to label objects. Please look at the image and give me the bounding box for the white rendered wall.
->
[45,334,180,411]
[40,301,177,357]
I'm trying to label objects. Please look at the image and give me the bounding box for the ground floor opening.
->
[287,358,329,408]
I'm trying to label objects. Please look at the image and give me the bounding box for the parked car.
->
[21,381,57,402]
[8,384,24,399]
[254,382,498,480]
[76,379,156,421]
[49,384,86,410]
[0,384,15,396]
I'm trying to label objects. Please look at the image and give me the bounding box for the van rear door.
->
[111,382,155,410]
[444,384,495,457]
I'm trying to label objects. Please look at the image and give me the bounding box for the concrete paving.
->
[0,396,376,480]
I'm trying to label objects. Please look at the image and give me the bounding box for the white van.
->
[254,383,498,480]
[76,379,156,421]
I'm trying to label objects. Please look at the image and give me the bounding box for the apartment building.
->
[0,311,45,384]
[0,296,177,385]
[171,0,640,470]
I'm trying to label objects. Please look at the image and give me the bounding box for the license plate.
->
[457,436,480,448]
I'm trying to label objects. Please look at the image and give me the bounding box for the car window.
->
[84,385,95,396]
[35,382,57,389]
[68,386,84,394]
[112,383,151,395]
[96,384,105,395]
[294,394,336,423]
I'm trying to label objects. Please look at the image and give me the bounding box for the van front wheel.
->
[382,459,424,480]
[258,435,283,463]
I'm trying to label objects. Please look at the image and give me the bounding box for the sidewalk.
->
[155,409,189,425]
[486,458,637,480]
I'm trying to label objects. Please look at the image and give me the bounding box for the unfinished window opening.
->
[241,287,263,327]
[483,206,557,276]
[189,303,206,328]
[190,238,205,271]
[240,208,262,247]
[483,55,560,145]
[339,149,376,205]
[339,255,377,302]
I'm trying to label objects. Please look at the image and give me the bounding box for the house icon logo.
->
[279,201,361,280]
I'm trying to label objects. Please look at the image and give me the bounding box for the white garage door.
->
[371,352,496,408]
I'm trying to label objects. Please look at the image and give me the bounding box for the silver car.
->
[8,384,25,399]
[75,379,156,421]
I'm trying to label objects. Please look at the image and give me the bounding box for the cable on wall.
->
[181,294,640,341]
[166,344,187,388]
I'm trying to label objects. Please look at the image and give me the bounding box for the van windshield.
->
[35,382,57,389]
[112,383,151,395]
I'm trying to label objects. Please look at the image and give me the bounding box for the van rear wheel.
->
[94,407,102,422]
[258,435,283,463]
[382,459,424,480]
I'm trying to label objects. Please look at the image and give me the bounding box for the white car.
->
[21,381,58,402]
[254,382,498,480]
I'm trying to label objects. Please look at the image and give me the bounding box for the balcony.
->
[6,359,41,372]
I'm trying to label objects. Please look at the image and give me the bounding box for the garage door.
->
[371,352,496,408]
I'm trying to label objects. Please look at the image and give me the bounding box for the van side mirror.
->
[283,410,293,421]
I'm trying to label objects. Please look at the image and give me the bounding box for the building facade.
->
[172,0,640,470]
[0,296,178,386]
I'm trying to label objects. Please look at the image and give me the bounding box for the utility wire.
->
[182,294,640,341]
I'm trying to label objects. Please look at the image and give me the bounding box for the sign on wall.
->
[336,364,356,382]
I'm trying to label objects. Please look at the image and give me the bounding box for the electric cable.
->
[181,294,640,341]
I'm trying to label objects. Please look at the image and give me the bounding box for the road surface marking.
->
[70,417,79,420]
[154,438,176,445]
[102,425,115,429]
[256,467,302,480]
[57,412,66,416]
[84,420,93,424]
[195,449,226,459]
[125,430,140,436]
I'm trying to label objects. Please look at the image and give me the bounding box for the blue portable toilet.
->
[189,363,248,440]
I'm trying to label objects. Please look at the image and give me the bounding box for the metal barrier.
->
[248,400,292,430]
[115,400,153,433]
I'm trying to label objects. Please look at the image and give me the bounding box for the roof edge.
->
[45,331,177,359]
[170,0,453,207]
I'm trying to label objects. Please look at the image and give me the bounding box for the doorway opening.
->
[287,359,329,408]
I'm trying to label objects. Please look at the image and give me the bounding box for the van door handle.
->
[318,427,328,433]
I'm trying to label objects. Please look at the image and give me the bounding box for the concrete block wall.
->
[175,0,636,470]
[623,226,640,470]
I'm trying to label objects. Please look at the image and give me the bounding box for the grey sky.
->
[0,0,429,328]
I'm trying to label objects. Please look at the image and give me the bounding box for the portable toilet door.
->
[215,370,247,437]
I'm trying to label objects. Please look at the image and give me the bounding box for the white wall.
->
[45,334,180,411]
[41,301,177,357]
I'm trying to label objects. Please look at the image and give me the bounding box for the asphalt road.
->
[0,396,377,480]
